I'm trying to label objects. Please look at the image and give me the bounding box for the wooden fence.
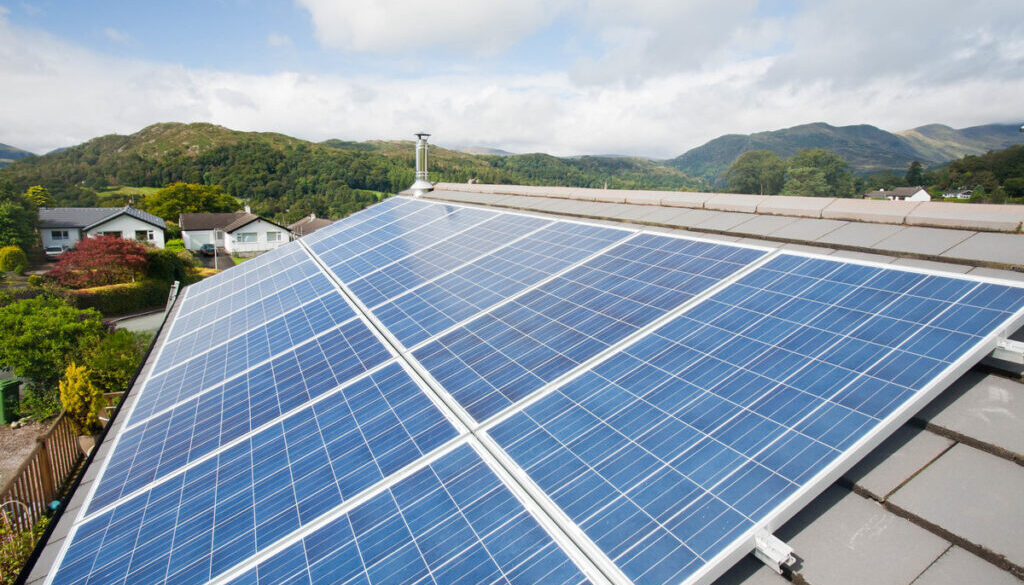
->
[0,414,83,533]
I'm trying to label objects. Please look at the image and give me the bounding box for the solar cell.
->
[414,234,766,423]
[43,197,1024,585]
[223,444,593,585]
[53,363,460,585]
[486,253,1024,585]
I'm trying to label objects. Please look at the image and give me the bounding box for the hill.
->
[669,122,1024,186]
[0,143,34,168]
[0,123,700,224]
[447,145,516,156]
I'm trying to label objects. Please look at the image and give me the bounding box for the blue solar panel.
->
[373,221,633,348]
[346,213,552,308]
[487,253,1024,585]
[224,444,592,585]
[46,196,1024,585]
[415,234,766,422]
[53,363,459,585]
[92,320,393,514]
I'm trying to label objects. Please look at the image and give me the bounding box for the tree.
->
[0,295,105,391]
[59,363,104,434]
[905,161,924,186]
[142,182,239,221]
[0,178,37,251]
[23,185,54,207]
[725,150,786,195]
[48,235,150,288]
[783,149,855,198]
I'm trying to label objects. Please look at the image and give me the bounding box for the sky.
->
[0,0,1022,158]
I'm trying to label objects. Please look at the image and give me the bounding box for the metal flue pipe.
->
[410,132,433,196]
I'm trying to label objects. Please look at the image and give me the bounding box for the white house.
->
[179,210,290,255]
[38,206,166,250]
[863,186,931,202]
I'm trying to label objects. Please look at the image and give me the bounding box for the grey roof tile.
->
[38,206,164,230]
[706,193,768,213]
[658,208,722,228]
[756,196,835,218]
[967,266,1024,283]
[843,426,954,500]
[659,191,714,209]
[711,556,789,585]
[916,372,1024,457]
[769,217,847,241]
[826,249,897,264]
[891,258,973,273]
[872,226,975,256]
[815,222,907,247]
[725,214,798,236]
[907,202,1024,233]
[695,211,758,231]
[911,546,1021,585]
[888,444,1024,566]
[779,487,948,585]
[941,233,1024,268]
[821,198,922,224]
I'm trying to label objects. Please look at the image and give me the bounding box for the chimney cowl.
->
[409,132,433,197]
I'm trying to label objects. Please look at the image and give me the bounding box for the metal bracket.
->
[991,338,1024,364]
[753,530,795,574]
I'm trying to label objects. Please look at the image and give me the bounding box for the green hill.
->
[0,142,34,168]
[0,123,700,223]
[669,122,1024,186]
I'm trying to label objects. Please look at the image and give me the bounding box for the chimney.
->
[409,132,433,196]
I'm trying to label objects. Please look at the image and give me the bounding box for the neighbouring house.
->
[288,213,335,239]
[38,205,166,250]
[942,189,973,200]
[179,209,290,255]
[863,186,931,202]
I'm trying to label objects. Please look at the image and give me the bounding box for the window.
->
[51,230,69,241]
[236,232,257,243]
[100,231,122,238]
[214,230,225,241]
[266,231,281,242]
[135,230,154,241]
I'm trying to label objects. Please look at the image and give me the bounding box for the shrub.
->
[145,248,187,282]
[26,275,42,288]
[84,330,149,396]
[48,235,149,288]
[0,515,49,584]
[64,279,170,316]
[0,246,27,274]
[165,238,185,252]
[59,363,104,435]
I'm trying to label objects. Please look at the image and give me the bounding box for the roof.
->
[412,184,1024,585]
[864,186,928,199]
[27,185,1024,585]
[37,205,165,230]
[177,211,248,231]
[288,214,334,236]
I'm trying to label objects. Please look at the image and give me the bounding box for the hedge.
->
[64,279,171,316]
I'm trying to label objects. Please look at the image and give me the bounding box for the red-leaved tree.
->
[49,235,150,288]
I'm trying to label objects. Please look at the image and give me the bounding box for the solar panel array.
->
[47,196,1024,585]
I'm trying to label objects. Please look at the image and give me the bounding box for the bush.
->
[48,235,149,288]
[145,248,188,282]
[64,279,170,316]
[84,330,149,396]
[0,246,27,274]
[59,363,104,435]
[0,515,49,584]
[165,238,185,252]
[19,385,62,421]
[26,275,42,288]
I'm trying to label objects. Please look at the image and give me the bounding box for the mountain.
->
[0,143,34,168]
[669,122,1024,185]
[447,145,516,156]
[0,123,700,223]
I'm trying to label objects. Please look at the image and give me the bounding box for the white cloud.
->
[1,4,1023,159]
[267,32,291,47]
[103,27,131,43]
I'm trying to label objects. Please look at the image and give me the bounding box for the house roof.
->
[177,211,248,231]
[409,183,1024,585]
[864,185,928,199]
[223,213,290,234]
[37,205,165,231]
[26,184,1024,585]
[288,214,334,236]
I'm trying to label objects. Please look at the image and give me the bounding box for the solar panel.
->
[44,197,1024,585]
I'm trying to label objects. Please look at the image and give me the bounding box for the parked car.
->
[199,244,216,257]
[44,246,65,260]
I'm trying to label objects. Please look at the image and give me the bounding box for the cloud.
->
[0,3,1023,159]
[103,27,131,43]
[267,32,291,47]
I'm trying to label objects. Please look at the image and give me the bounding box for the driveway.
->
[195,248,234,270]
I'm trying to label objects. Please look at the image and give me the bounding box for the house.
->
[37,205,166,250]
[288,213,334,239]
[942,189,973,200]
[179,209,290,255]
[863,185,931,201]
